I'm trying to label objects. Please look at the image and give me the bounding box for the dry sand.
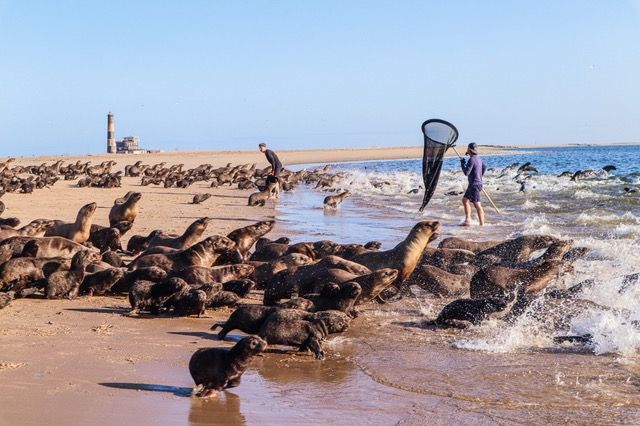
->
[0,146,519,426]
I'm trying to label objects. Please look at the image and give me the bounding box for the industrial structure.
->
[106,112,148,154]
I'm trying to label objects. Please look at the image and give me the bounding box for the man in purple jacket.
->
[460,142,486,226]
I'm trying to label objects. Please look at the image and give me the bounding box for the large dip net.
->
[418,119,459,212]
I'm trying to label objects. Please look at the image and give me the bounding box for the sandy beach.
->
[2,145,639,425]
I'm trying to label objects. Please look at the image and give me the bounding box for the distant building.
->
[106,112,150,154]
[116,136,145,154]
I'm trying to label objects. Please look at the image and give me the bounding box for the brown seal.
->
[227,220,275,259]
[128,236,236,271]
[165,288,207,317]
[128,277,190,315]
[306,281,361,317]
[418,247,477,274]
[110,266,168,294]
[222,279,255,298]
[258,310,346,360]
[252,253,314,289]
[44,202,97,243]
[470,260,563,299]
[88,227,122,253]
[323,191,351,208]
[404,265,469,297]
[79,268,127,296]
[0,219,56,240]
[437,237,501,253]
[432,293,519,328]
[0,253,72,292]
[126,230,162,255]
[349,220,440,285]
[45,250,101,299]
[189,335,267,397]
[247,182,278,206]
[170,264,255,285]
[475,235,559,265]
[211,305,277,339]
[206,290,241,308]
[109,192,142,226]
[192,193,212,204]
[0,236,91,260]
[146,217,212,249]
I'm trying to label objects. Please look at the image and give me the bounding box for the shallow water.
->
[263,145,640,422]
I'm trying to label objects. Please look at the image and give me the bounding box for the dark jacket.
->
[264,149,282,176]
[461,155,486,186]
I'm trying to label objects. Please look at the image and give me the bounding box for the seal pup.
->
[110,266,168,294]
[222,279,255,298]
[79,268,126,296]
[306,281,361,317]
[192,193,212,204]
[323,191,351,208]
[189,335,267,397]
[44,202,97,243]
[146,217,212,250]
[128,277,190,315]
[166,288,207,317]
[109,192,142,226]
[248,182,278,206]
[431,291,519,329]
[45,250,101,299]
[170,264,255,286]
[258,313,330,360]
[212,305,278,339]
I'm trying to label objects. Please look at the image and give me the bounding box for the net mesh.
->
[418,119,459,212]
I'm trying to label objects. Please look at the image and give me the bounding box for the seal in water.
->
[469,260,563,299]
[323,190,351,208]
[211,305,278,339]
[44,202,97,244]
[437,237,501,254]
[431,291,519,328]
[189,335,267,397]
[258,313,330,360]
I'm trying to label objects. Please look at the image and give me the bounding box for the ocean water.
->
[276,145,640,358]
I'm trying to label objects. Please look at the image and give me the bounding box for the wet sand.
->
[3,145,638,425]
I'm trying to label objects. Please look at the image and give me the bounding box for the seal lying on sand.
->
[323,191,351,208]
[189,335,267,397]
[146,217,212,250]
[109,192,142,226]
[128,236,235,271]
[44,202,97,244]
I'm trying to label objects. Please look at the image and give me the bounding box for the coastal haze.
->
[2,1,640,426]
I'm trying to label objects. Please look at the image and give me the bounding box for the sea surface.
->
[257,145,640,423]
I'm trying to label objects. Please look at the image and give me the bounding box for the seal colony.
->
[0,155,627,402]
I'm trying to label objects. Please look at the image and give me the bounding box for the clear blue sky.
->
[1,0,639,156]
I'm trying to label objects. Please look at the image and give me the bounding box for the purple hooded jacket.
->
[461,155,486,186]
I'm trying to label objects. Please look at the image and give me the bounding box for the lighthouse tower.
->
[107,112,116,153]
